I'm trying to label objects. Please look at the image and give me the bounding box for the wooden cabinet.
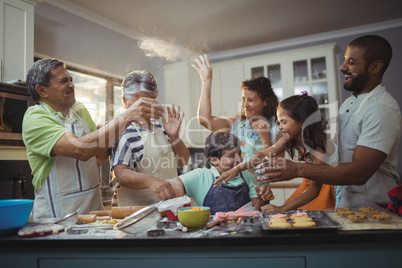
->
[0,0,40,83]
[163,43,341,147]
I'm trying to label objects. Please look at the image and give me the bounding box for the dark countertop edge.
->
[1,230,402,248]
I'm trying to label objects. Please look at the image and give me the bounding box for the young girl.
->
[262,93,339,212]
[216,93,340,211]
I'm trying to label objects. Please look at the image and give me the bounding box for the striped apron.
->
[33,105,103,219]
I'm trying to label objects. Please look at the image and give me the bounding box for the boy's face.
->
[211,147,243,174]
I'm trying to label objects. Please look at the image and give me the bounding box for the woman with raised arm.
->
[192,55,281,168]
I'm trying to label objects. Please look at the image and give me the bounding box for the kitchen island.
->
[1,211,401,268]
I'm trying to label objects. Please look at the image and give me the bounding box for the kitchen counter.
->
[1,211,402,267]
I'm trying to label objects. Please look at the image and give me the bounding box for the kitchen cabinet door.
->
[164,61,209,148]
[246,43,341,139]
[216,63,244,118]
[0,0,35,82]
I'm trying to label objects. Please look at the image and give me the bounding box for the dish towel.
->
[376,185,402,216]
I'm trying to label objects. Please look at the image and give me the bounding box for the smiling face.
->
[277,107,302,143]
[211,147,243,174]
[339,46,371,94]
[241,88,267,119]
[37,66,76,114]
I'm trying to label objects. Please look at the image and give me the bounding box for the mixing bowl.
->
[0,199,33,230]
[177,206,210,231]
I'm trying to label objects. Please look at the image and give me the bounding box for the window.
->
[113,85,124,117]
[69,70,107,125]
[67,68,122,125]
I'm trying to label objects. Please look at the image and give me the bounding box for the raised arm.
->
[192,54,234,132]
[162,105,190,166]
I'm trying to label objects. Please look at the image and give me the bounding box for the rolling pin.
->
[89,210,112,217]
[111,206,146,219]
[77,214,96,224]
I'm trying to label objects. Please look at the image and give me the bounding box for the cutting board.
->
[327,210,402,231]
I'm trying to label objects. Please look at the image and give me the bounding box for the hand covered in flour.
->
[191,54,212,82]
[255,157,298,183]
[214,166,241,187]
[148,177,176,201]
[127,97,164,123]
[162,104,184,141]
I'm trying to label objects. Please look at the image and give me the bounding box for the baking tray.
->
[261,210,342,232]
[324,207,402,231]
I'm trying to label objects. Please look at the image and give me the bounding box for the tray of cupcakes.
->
[261,211,342,232]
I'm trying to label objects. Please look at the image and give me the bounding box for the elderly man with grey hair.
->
[23,59,164,219]
[110,70,190,207]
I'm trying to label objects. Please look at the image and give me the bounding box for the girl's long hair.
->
[278,95,327,161]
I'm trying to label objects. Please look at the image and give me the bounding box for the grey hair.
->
[121,70,158,100]
[26,59,66,103]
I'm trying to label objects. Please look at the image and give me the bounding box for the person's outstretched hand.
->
[191,54,212,82]
[162,104,184,140]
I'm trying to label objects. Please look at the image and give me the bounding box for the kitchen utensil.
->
[177,206,211,231]
[114,201,162,234]
[54,208,80,228]
[111,206,146,219]
[0,199,33,230]
[157,196,192,221]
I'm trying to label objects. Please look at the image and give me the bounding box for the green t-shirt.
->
[22,102,96,192]
[179,166,258,206]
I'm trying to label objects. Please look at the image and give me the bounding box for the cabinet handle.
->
[0,59,2,81]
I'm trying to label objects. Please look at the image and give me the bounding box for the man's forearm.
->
[296,161,366,185]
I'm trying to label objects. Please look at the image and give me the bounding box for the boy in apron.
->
[167,131,273,214]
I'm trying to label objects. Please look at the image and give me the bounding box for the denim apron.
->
[33,104,103,219]
[203,172,250,215]
[116,122,178,206]
[337,85,397,207]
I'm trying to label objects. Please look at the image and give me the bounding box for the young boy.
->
[169,131,274,215]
